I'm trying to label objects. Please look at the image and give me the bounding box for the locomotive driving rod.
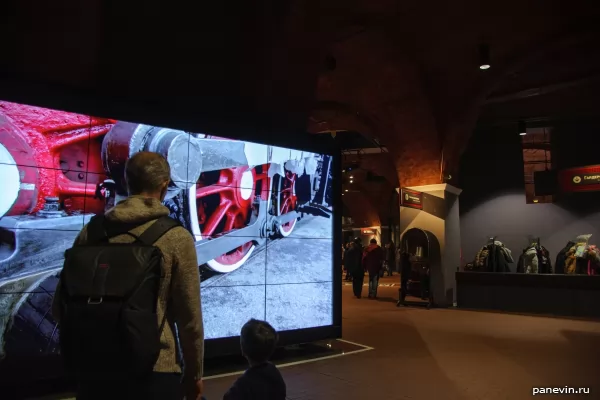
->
[192,199,299,265]
[296,204,332,219]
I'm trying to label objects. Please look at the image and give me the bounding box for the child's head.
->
[240,319,278,365]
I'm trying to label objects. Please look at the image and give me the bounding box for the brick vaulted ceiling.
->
[1,0,599,223]
[309,0,600,189]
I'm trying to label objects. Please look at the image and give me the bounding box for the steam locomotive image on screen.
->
[0,100,334,375]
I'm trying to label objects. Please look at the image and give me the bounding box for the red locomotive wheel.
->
[274,171,298,237]
[191,166,257,273]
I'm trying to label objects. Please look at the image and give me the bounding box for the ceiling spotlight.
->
[349,175,353,179]
[518,120,527,136]
[345,189,348,192]
[349,180,353,183]
[479,44,491,70]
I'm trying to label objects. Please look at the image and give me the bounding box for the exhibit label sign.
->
[401,188,423,209]
[558,165,600,193]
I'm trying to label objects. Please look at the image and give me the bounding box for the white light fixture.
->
[479,44,491,70]
[349,175,353,179]
[345,189,348,192]
[349,180,353,183]
[518,120,527,136]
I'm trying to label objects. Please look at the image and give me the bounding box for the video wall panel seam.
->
[0,98,336,383]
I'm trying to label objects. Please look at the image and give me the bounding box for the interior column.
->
[398,184,462,307]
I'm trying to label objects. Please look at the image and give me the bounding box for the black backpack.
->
[58,215,181,380]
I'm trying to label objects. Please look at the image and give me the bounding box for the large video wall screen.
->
[0,100,334,365]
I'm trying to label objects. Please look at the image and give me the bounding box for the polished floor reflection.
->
[205,279,600,400]
[28,278,600,399]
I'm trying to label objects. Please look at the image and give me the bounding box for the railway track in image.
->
[0,99,334,384]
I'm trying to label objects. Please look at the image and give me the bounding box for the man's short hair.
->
[125,152,171,195]
[370,238,377,244]
[240,319,278,364]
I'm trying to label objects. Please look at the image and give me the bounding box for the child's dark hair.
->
[240,319,278,364]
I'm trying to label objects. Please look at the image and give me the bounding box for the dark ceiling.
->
[1,0,599,180]
[2,0,599,229]
[332,131,382,150]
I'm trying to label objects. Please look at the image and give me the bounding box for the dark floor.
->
[32,276,600,399]
[206,276,600,400]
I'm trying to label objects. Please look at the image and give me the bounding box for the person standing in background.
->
[345,240,364,298]
[362,239,385,299]
[343,242,352,281]
[384,241,396,276]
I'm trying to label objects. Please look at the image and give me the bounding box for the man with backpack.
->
[52,152,205,400]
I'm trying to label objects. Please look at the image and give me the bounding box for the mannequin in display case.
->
[516,237,552,274]
[465,237,514,272]
[556,234,600,275]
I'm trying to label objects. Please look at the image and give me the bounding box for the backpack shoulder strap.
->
[136,216,182,246]
[86,215,147,243]
[137,217,184,336]
[86,215,108,244]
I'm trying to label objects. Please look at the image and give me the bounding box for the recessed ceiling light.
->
[345,189,348,192]
[479,44,491,70]
[518,120,527,136]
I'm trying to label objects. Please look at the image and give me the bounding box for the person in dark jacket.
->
[52,152,204,400]
[345,241,364,298]
[384,241,396,276]
[343,242,352,281]
[223,319,286,400]
[363,239,385,299]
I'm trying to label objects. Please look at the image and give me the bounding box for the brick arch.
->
[343,153,398,189]
[308,100,400,190]
[314,29,443,188]
[309,100,401,223]
[342,191,381,228]
[308,101,379,139]
[440,30,598,180]
[311,24,598,190]
[356,180,396,223]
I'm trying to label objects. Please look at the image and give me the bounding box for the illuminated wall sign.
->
[401,188,423,209]
[558,165,600,193]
